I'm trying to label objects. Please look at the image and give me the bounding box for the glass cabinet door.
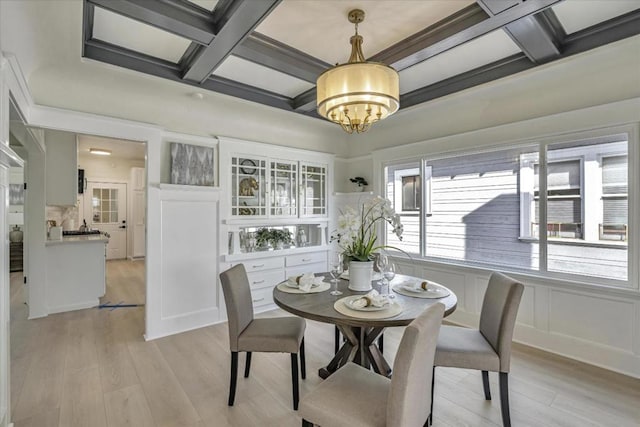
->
[300,163,327,217]
[231,156,267,216]
[270,160,298,217]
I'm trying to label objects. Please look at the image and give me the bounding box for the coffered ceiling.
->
[73,0,640,122]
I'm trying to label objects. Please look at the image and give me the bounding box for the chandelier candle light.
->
[316,9,400,134]
[332,196,404,291]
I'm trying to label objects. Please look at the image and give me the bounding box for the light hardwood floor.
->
[9,260,640,426]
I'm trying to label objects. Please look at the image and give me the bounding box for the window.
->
[401,175,421,211]
[92,188,119,223]
[601,155,628,241]
[533,160,583,239]
[383,131,631,285]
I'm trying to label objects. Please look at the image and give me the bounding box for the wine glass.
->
[329,253,343,296]
[376,253,388,292]
[383,262,396,298]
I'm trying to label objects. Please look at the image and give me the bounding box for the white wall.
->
[78,154,145,182]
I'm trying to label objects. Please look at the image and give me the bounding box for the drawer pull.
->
[253,298,265,303]
[302,258,312,262]
[252,280,265,285]
[252,264,265,268]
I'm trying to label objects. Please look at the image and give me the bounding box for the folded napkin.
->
[410,280,432,291]
[286,273,324,292]
[350,290,389,309]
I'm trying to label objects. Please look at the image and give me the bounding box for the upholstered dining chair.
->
[431,272,523,427]
[300,303,445,427]
[219,264,306,410]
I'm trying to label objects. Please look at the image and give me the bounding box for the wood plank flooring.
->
[9,260,640,426]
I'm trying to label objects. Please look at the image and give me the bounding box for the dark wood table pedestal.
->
[319,325,390,379]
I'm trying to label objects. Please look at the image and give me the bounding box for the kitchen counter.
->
[45,234,109,246]
[46,235,107,313]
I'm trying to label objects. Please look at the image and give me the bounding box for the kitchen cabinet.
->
[300,162,327,217]
[45,129,78,206]
[45,235,107,313]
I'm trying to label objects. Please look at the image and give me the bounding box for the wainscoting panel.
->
[391,256,640,378]
[151,187,221,339]
[549,289,634,352]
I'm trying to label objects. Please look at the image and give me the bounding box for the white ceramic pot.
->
[348,260,374,291]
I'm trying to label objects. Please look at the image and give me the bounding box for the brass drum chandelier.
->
[316,9,399,134]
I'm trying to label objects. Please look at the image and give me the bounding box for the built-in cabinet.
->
[230,153,327,219]
[228,248,328,312]
[130,167,146,258]
[45,129,77,206]
[219,136,334,311]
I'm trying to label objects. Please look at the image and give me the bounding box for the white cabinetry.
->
[45,129,77,206]
[228,248,328,311]
[130,167,145,258]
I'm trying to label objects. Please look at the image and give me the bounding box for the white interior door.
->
[84,182,127,259]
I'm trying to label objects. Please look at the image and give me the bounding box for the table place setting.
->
[334,289,403,319]
[392,278,451,299]
[276,273,331,294]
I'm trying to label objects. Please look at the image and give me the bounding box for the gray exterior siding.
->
[386,147,627,281]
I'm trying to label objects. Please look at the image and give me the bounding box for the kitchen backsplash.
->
[46,205,80,230]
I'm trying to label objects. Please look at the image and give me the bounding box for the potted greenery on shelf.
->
[255,227,293,250]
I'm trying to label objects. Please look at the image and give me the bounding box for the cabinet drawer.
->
[235,257,284,273]
[251,287,274,308]
[247,269,284,290]
[286,262,328,278]
[286,251,327,268]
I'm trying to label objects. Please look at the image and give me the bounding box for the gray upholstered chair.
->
[300,303,445,427]
[431,272,523,427]
[219,264,306,410]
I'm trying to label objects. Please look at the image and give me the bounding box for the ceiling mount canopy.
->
[316,9,400,134]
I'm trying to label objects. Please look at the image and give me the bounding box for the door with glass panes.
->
[84,182,127,259]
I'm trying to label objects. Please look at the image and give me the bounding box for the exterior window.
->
[533,160,583,239]
[401,175,421,211]
[383,132,631,285]
[601,155,628,241]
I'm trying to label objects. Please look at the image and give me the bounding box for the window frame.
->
[380,125,638,290]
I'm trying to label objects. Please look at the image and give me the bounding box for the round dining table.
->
[273,273,457,378]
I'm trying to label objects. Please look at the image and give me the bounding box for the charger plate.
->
[276,282,331,294]
[334,296,403,319]
[392,281,450,299]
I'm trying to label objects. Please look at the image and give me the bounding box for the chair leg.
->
[291,353,300,410]
[300,338,306,380]
[334,325,340,355]
[244,352,252,378]
[482,370,491,400]
[429,366,435,426]
[229,351,238,406]
[302,420,313,427]
[499,372,511,427]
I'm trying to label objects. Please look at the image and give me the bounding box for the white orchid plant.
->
[331,196,404,262]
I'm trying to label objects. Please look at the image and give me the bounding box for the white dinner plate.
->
[401,283,450,298]
[343,295,388,312]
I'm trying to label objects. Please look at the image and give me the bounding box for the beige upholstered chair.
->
[431,272,523,427]
[219,264,306,410]
[300,303,445,427]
